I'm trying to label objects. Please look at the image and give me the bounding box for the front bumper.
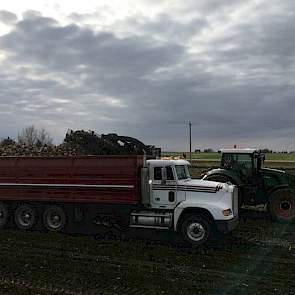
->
[215,215,239,233]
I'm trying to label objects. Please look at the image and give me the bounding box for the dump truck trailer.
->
[0,155,239,246]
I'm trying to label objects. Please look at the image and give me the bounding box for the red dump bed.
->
[0,155,144,205]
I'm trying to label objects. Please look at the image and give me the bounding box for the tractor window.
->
[222,153,253,170]
[236,154,252,169]
[222,154,233,169]
[221,154,234,169]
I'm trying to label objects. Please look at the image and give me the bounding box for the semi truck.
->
[0,155,239,246]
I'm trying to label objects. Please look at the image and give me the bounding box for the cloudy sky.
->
[0,0,294,151]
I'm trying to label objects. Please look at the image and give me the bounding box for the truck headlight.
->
[222,209,232,216]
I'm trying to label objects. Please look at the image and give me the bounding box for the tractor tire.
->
[180,214,211,247]
[268,189,295,223]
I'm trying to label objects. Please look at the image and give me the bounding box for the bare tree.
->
[37,128,53,146]
[18,125,53,146]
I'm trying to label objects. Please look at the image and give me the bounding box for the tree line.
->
[1,126,53,147]
[0,126,157,156]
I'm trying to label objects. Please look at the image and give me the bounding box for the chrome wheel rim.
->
[187,222,206,242]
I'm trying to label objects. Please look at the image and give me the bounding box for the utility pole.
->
[189,121,192,162]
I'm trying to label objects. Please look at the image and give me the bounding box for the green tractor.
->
[202,149,295,222]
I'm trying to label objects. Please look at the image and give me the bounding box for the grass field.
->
[163,151,295,178]
[163,152,295,161]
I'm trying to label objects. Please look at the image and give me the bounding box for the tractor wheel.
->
[268,189,295,223]
[180,214,211,247]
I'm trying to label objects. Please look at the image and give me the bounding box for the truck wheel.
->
[268,189,295,223]
[0,202,8,228]
[43,206,66,231]
[14,204,37,230]
[180,214,211,246]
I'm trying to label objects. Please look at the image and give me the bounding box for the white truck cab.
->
[130,159,239,246]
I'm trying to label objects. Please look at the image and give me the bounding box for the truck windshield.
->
[175,165,191,180]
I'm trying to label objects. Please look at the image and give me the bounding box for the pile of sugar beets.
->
[0,130,160,157]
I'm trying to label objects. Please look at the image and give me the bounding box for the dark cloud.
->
[0,10,17,24]
[1,14,183,75]
[22,10,43,19]
[0,3,295,151]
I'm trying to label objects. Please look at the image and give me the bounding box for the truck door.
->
[151,166,177,209]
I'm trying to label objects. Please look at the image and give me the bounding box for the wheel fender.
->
[203,169,242,186]
[266,185,290,202]
[173,201,229,231]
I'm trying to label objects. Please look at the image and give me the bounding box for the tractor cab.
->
[220,149,265,181]
[203,148,266,206]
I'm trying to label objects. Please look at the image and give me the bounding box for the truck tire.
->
[268,189,295,223]
[14,204,37,230]
[43,206,66,231]
[180,214,211,246]
[0,202,8,228]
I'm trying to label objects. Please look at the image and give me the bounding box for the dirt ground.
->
[0,209,294,295]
